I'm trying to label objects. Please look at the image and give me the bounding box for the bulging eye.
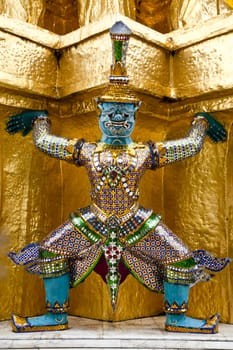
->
[108,113,114,118]
[123,113,129,118]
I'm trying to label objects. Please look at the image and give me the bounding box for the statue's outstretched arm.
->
[6,110,80,162]
[152,112,227,167]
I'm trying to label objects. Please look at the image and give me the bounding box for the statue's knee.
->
[165,257,197,285]
[39,249,69,278]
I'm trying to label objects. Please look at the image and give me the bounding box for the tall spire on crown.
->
[97,21,139,104]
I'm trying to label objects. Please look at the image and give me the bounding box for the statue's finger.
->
[22,128,30,137]
[208,131,226,143]
[8,114,23,122]
[214,123,227,134]
[6,121,18,129]
[206,128,219,141]
[6,125,21,134]
[217,131,227,141]
[211,135,219,143]
[212,127,227,141]
[6,123,19,131]
[6,128,17,135]
[7,117,22,127]
[219,128,227,138]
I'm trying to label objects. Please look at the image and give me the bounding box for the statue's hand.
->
[6,110,48,136]
[194,112,227,143]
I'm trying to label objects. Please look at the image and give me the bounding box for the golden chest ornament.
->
[92,144,139,198]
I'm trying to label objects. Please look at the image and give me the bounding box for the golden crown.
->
[97,21,139,104]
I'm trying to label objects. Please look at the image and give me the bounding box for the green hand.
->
[194,112,227,143]
[6,110,48,136]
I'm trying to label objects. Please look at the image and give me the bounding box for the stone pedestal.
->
[1,316,233,350]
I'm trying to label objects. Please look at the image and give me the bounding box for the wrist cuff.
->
[32,115,50,126]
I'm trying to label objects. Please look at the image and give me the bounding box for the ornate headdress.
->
[97,21,139,104]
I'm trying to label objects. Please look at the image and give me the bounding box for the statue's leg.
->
[164,259,220,334]
[12,251,70,332]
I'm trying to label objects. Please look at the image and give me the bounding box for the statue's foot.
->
[165,314,220,334]
[12,313,68,332]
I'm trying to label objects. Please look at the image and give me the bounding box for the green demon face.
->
[98,102,140,145]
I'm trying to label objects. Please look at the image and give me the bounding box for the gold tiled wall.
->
[0,2,232,323]
[0,0,232,34]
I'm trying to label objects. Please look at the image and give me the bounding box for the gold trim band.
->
[90,202,139,224]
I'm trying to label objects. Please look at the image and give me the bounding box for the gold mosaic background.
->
[0,0,233,323]
[1,0,232,34]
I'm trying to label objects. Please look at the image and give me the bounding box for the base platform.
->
[0,315,233,350]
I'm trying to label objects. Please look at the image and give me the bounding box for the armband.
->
[147,141,158,170]
[32,115,50,127]
[73,139,85,165]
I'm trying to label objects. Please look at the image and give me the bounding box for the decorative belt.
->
[70,211,161,245]
[90,202,139,224]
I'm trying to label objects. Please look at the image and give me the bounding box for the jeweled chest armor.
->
[80,143,151,217]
